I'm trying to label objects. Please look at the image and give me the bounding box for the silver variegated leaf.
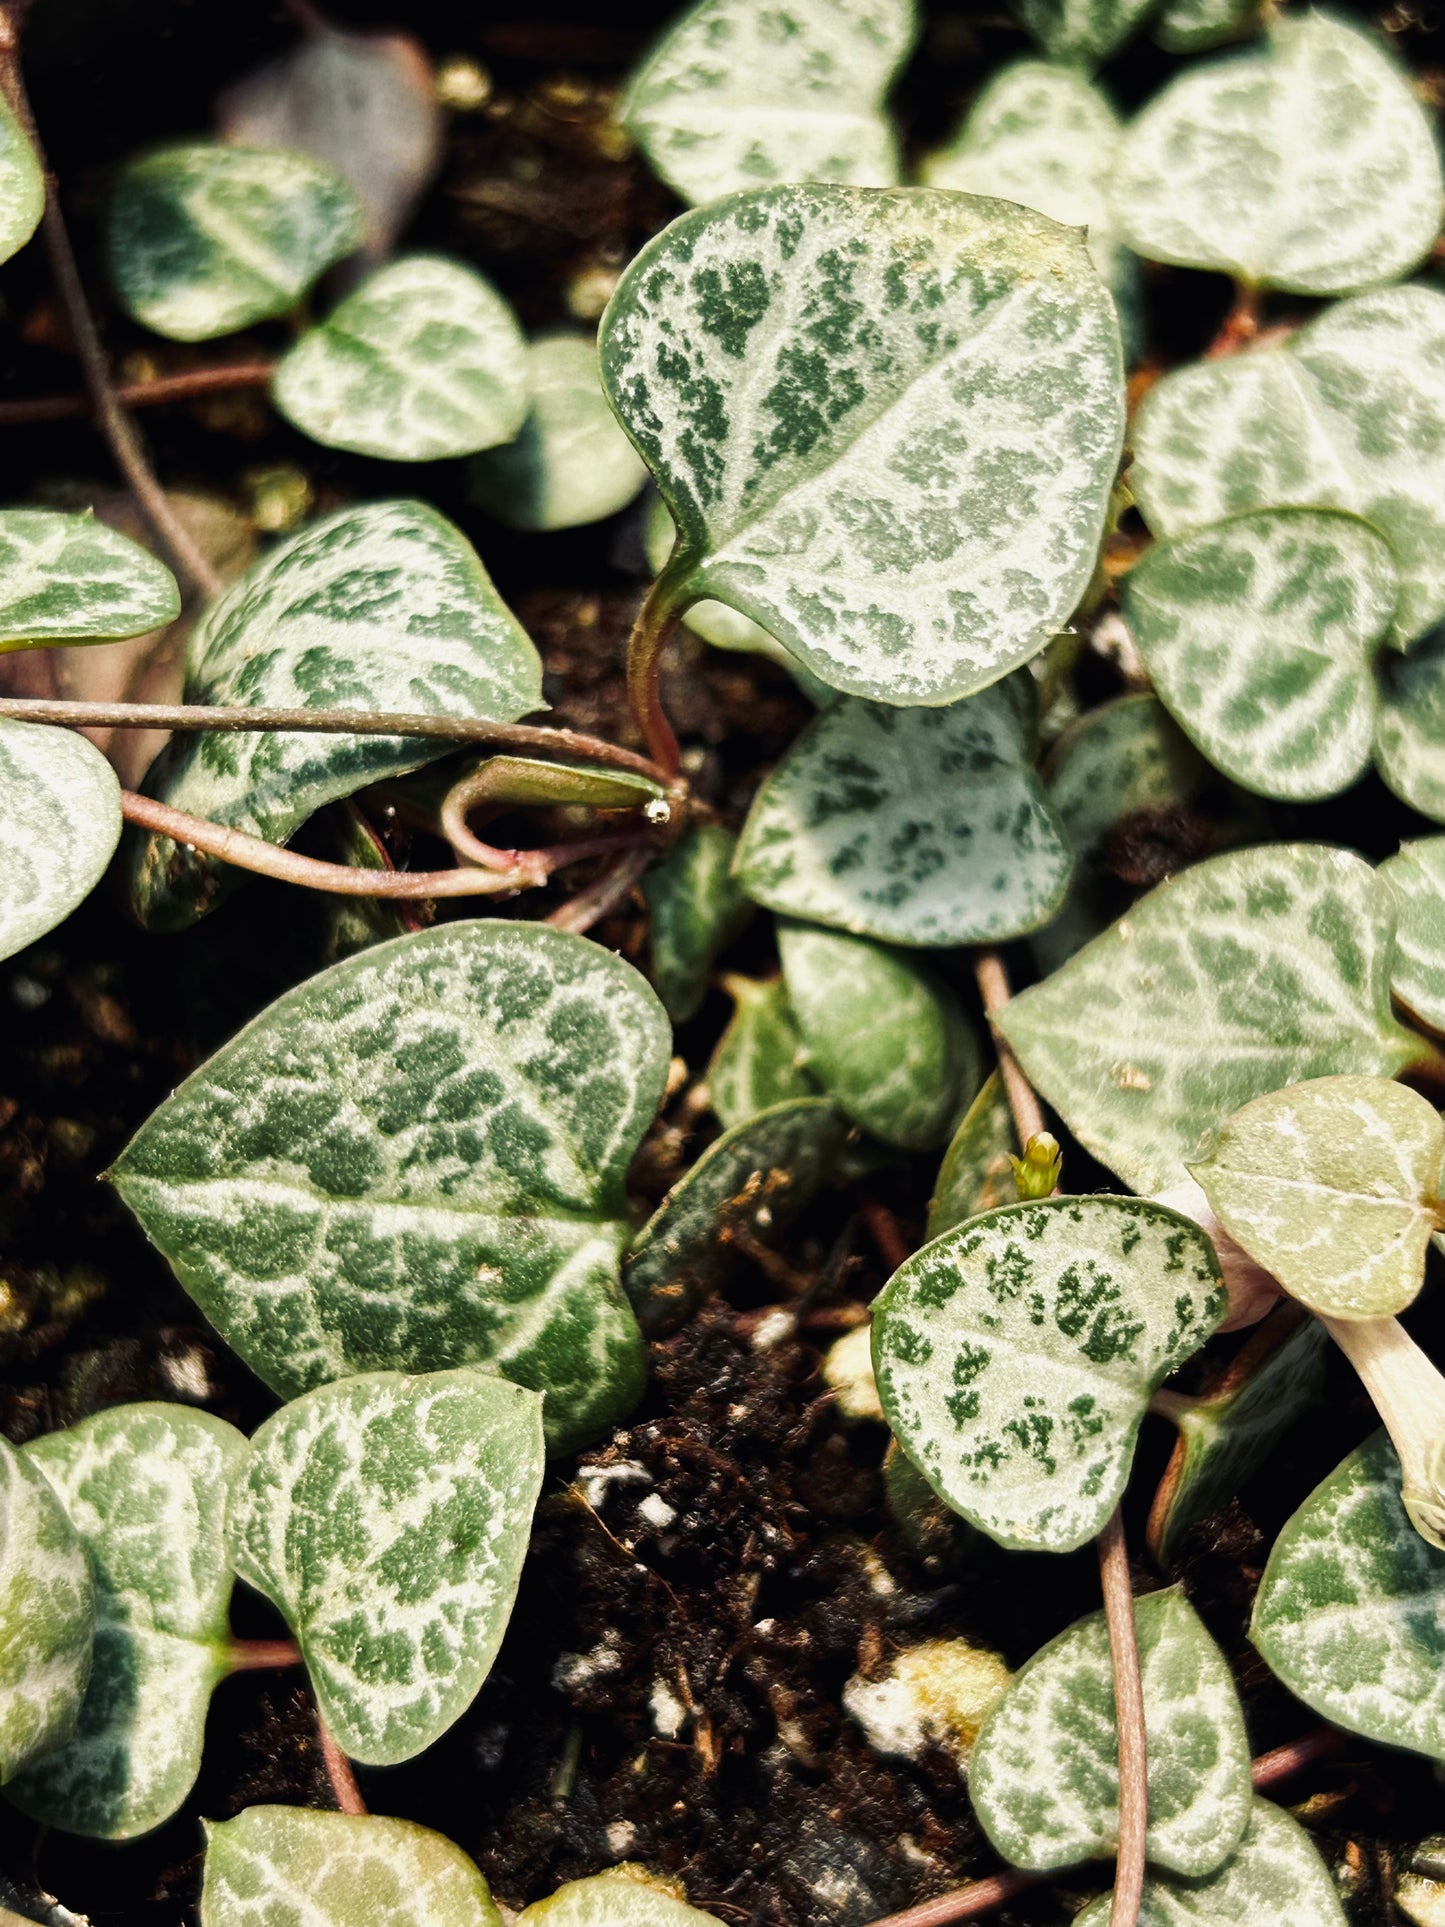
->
[927,1070,1018,1239]
[0,721,122,966]
[112,922,669,1455]
[1153,0,1261,52]
[998,844,1431,1195]
[1122,509,1399,801]
[735,684,1072,946]
[519,1872,724,1927]
[1381,839,1445,1033]
[600,184,1125,706]
[643,824,753,1023]
[272,255,529,461]
[872,1197,1225,1553]
[1114,15,1442,296]
[0,512,179,650]
[621,0,914,208]
[7,1404,248,1839]
[971,1586,1251,1875]
[707,976,819,1128]
[127,501,542,931]
[225,1370,544,1767]
[201,1807,502,1927]
[0,1437,92,1785]
[0,92,41,267]
[107,144,365,341]
[1379,628,1445,822]
[1014,0,1153,64]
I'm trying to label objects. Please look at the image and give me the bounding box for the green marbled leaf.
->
[1381,839,1445,1032]
[927,1070,1019,1239]
[112,922,670,1455]
[1075,1798,1348,1927]
[601,184,1125,706]
[643,824,753,1023]
[621,0,913,208]
[1378,625,1445,821]
[779,921,979,1150]
[518,1869,725,1927]
[1123,510,1399,802]
[0,92,41,268]
[470,333,649,531]
[127,501,543,931]
[1014,0,1153,64]
[1191,1076,1445,1320]
[998,844,1430,1195]
[225,1370,544,1766]
[735,684,1072,947]
[6,1405,248,1838]
[108,144,364,341]
[1253,1430,1445,1762]
[1131,287,1445,647]
[1114,15,1442,296]
[1153,0,1260,53]
[0,1437,92,1785]
[201,1807,502,1927]
[972,1585,1250,1875]
[707,976,819,1128]
[0,722,121,966]
[272,255,529,462]
[624,1097,847,1334]
[872,1196,1225,1553]
[0,512,179,651]
[439,755,664,815]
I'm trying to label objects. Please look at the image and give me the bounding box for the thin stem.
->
[317,1717,366,1816]
[545,846,650,933]
[0,15,223,601]
[625,578,682,779]
[1097,1508,1147,1927]
[1203,283,1262,361]
[0,360,275,426]
[973,949,1047,1145]
[222,1637,304,1673]
[859,1194,913,1274]
[1250,1727,1343,1790]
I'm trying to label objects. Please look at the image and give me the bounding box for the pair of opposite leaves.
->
[0,1370,544,1838]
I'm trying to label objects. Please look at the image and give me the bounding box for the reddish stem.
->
[974,949,1047,1145]
[317,1717,366,1815]
[1204,283,1263,361]
[223,1638,304,1673]
[1097,1510,1147,1927]
[625,579,682,779]
[545,846,650,933]
[0,361,274,426]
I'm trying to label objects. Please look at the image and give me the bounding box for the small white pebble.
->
[605,1821,638,1856]
[650,1678,687,1738]
[637,1493,677,1530]
[576,1461,651,1508]
[750,1309,796,1352]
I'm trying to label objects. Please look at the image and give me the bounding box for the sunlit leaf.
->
[1381,839,1445,1033]
[0,1437,92,1785]
[707,975,819,1128]
[201,1806,502,1927]
[0,92,42,267]
[1378,626,1445,821]
[972,1585,1251,1874]
[872,1197,1225,1552]
[998,844,1431,1194]
[0,512,179,651]
[1014,0,1153,64]
[927,1070,1018,1239]
[127,501,543,931]
[643,824,753,1023]
[1123,509,1398,801]
[779,922,979,1150]
[1153,0,1261,53]
[621,0,914,207]
[1114,15,1442,295]
[0,721,121,965]
[226,1370,544,1766]
[600,184,1125,705]
[517,1869,726,1927]
[844,1636,1011,1766]
[735,684,1072,946]
[6,1405,248,1838]
[112,922,669,1455]
[108,143,364,341]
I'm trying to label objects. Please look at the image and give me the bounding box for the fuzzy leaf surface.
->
[7,1405,248,1838]
[1381,839,1445,1032]
[107,144,364,341]
[0,512,180,650]
[1114,15,1442,295]
[0,92,41,267]
[971,1586,1250,1873]
[707,977,819,1128]
[621,0,913,207]
[0,1438,92,1785]
[273,256,529,461]
[872,1197,1225,1552]
[643,824,753,1023]
[226,1371,544,1766]
[0,721,121,966]
[518,1871,726,1927]
[736,685,1072,946]
[601,184,1125,706]
[998,844,1427,1195]
[112,922,669,1454]
[927,1070,1019,1239]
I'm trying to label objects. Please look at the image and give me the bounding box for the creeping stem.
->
[626,576,683,779]
[1097,1508,1148,1927]
[973,949,1047,1146]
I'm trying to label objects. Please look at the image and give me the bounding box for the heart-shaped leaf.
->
[107,144,364,341]
[971,1585,1251,1874]
[1114,15,1442,296]
[779,922,979,1150]
[624,1096,847,1334]
[1378,627,1445,822]
[202,1807,502,1927]
[0,93,41,267]
[1153,0,1262,54]
[1130,287,1445,648]
[272,255,529,461]
[707,975,819,1128]
[0,1437,92,1785]
[112,922,669,1454]
[872,1197,1225,1552]
[643,824,753,1023]
[1190,1076,1445,1320]
[471,333,649,532]
[998,845,1431,1195]
[735,684,1072,946]
[1381,839,1445,1033]
[927,1070,1019,1239]
[0,721,121,965]
[0,512,180,650]
[1074,1798,1348,1927]
[6,1404,248,1838]
[517,1870,725,1927]
[600,184,1125,706]
[226,1370,544,1766]
[126,501,543,931]
[621,0,913,208]
[1014,0,1153,64]
[1123,510,1399,802]
[1253,1430,1445,1762]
